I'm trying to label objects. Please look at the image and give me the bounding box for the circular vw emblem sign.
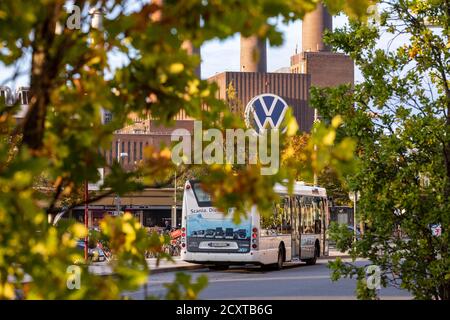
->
[244,93,289,134]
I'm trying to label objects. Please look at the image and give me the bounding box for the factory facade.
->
[106,3,354,166]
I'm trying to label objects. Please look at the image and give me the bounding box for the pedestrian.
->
[164,220,171,232]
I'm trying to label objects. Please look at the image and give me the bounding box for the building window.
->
[103,110,112,124]
[115,141,119,162]
[139,142,143,160]
[128,141,131,164]
[133,142,137,162]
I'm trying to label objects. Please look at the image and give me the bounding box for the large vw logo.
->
[244,93,289,134]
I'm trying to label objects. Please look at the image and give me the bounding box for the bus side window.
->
[281,197,292,234]
[312,197,325,234]
[292,196,301,235]
[261,203,281,235]
[300,196,314,234]
[261,198,291,235]
[276,198,288,234]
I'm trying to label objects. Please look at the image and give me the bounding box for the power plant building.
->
[106,2,355,167]
[8,2,352,227]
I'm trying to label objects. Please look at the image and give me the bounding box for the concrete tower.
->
[240,36,267,73]
[152,0,201,78]
[290,2,353,88]
[302,3,333,52]
[182,42,201,78]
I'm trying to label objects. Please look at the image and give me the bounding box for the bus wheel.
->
[261,247,284,271]
[275,247,284,270]
[305,244,319,266]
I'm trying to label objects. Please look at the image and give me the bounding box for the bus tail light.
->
[251,227,258,250]
[181,226,186,247]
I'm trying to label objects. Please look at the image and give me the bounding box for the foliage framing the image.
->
[312,0,450,300]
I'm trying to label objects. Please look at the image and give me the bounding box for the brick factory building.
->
[107,2,354,168]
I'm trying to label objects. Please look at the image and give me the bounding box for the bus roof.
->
[187,179,327,198]
[274,181,327,197]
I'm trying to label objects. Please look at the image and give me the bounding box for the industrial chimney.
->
[153,0,201,78]
[302,3,332,52]
[240,36,267,73]
[182,42,201,78]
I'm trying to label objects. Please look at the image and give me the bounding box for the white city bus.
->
[180,180,329,270]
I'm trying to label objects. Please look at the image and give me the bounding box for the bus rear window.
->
[192,182,212,207]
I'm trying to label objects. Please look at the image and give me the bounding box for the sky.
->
[0,12,406,89]
[200,15,351,79]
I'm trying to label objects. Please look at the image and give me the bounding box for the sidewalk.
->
[320,248,353,260]
[147,257,200,273]
[89,257,199,276]
[89,249,352,276]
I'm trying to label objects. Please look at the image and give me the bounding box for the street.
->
[127,258,412,300]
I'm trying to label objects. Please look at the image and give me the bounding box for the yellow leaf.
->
[31,243,47,255]
[123,212,133,221]
[331,115,343,128]
[1,283,15,299]
[186,288,195,299]
[286,117,299,136]
[200,89,210,97]
[160,148,172,159]
[71,223,87,238]
[87,56,101,66]
[323,130,336,146]
[169,63,184,74]
[13,171,32,187]
[188,79,200,95]
[33,213,45,225]
[285,146,295,158]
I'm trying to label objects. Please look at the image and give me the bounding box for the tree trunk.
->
[21,4,62,150]
[438,282,450,300]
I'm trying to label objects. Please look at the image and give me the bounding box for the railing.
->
[0,86,30,106]
[0,86,30,118]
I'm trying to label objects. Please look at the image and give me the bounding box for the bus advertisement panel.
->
[186,209,251,254]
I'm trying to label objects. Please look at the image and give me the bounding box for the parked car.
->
[76,240,107,262]
[347,226,362,240]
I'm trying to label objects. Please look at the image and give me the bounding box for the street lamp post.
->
[173,169,177,227]
[313,108,319,186]
[349,191,360,242]
[353,192,357,241]
[85,6,104,261]
[116,138,128,215]
[84,180,88,262]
